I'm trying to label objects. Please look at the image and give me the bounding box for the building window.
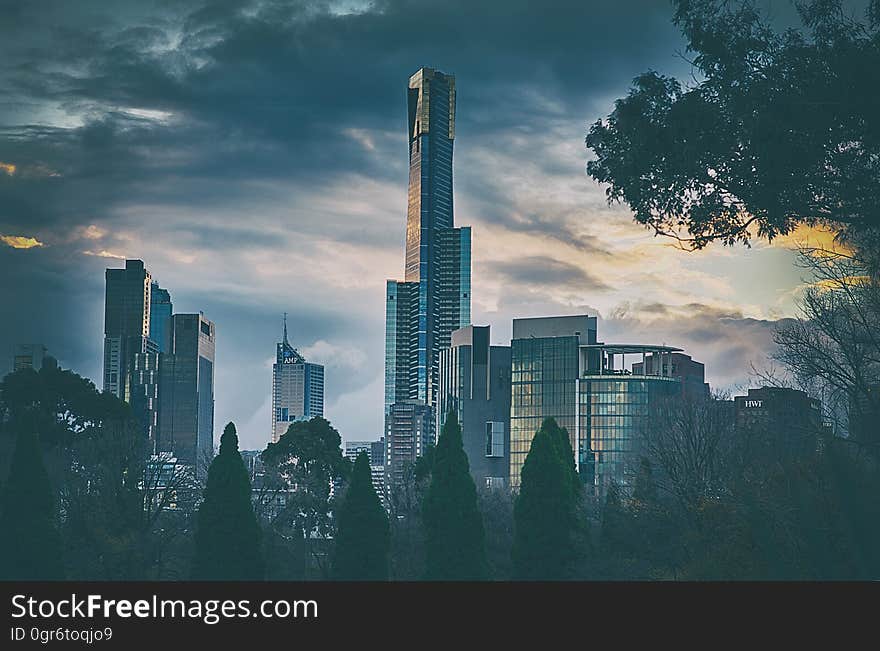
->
[485,421,504,457]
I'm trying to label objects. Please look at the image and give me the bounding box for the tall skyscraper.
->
[384,67,472,488]
[438,325,511,489]
[158,313,215,468]
[103,259,160,450]
[271,315,324,443]
[149,283,173,353]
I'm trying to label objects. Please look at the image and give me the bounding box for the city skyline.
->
[0,0,838,450]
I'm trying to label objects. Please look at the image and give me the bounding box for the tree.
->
[0,422,64,580]
[260,416,348,578]
[512,421,576,580]
[192,423,264,580]
[332,452,389,580]
[586,0,880,249]
[422,411,488,580]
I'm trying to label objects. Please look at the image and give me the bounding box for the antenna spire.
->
[283,312,289,346]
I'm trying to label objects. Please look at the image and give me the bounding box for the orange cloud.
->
[0,234,43,249]
[772,223,850,254]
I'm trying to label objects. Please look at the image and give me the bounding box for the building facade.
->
[271,317,324,443]
[509,314,701,494]
[384,401,433,495]
[383,67,472,491]
[103,259,161,451]
[13,343,47,372]
[509,315,597,488]
[733,386,822,460]
[158,313,216,469]
[149,283,173,353]
[438,325,511,489]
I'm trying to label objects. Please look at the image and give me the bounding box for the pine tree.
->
[332,452,390,580]
[192,423,264,580]
[0,425,64,580]
[512,422,576,580]
[422,410,488,580]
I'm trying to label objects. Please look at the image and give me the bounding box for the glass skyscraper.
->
[158,312,215,470]
[271,315,324,443]
[384,67,472,489]
[103,259,161,451]
[149,282,173,354]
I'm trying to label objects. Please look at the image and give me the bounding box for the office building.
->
[159,313,215,468]
[383,67,471,490]
[149,283,173,353]
[632,352,710,399]
[509,315,698,493]
[13,344,47,372]
[385,401,433,495]
[271,316,324,443]
[103,259,160,450]
[438,325,511,489]
[733,386,821,459]
[344,438,385,466]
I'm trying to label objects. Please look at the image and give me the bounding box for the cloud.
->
[489,256,609,290]
[0,235,43,249]
[0,0,817,448]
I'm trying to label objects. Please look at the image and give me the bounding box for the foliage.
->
[587,0,880,249]
[422,411,488,580]
[512,420,576,580]
[0,422,64,580]
[260,416,348,578]
[332,452,389,580]
[192,423,264,580]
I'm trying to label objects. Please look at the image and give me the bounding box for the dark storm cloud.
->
[0,0,696,445]
[489,255,609,290]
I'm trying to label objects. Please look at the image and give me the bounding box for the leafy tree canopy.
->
[587,0,880,249]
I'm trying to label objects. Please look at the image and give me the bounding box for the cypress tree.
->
[192,423,264,580]
[422,410,488,580]
[332,452,390,580]
[542,417,579,497]
[512,422,576,580]
[0,426,64,580]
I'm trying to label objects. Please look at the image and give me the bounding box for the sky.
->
[0,0,837,450]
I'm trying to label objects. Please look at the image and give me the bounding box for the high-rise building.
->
[149,283,173,353]
[384,67,471,490]
[438,325,511,489]
[13,343,47,372]
[103,259,160,450]
[271,315,324,443]
[384,401,433,495]
[158,313,215,469]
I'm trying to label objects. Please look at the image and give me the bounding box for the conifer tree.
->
[192,423,264,580]
[332,452,390,580]
[512,422,576,580]
[422,410,488,580]
[0,424,64,580]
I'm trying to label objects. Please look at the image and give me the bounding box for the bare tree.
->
[773,241,880,454]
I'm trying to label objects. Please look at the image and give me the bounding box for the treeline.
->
[1,358,880,580]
